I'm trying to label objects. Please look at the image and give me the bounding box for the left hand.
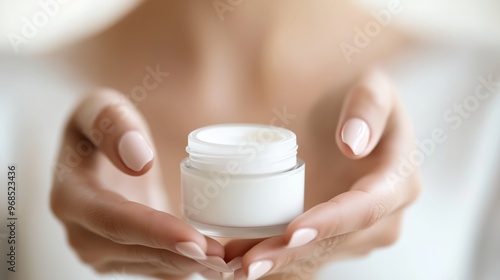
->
[224,69,422,280]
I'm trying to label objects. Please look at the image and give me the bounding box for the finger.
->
[240,236,346,279]
[284,171,404,249]
[227,257,243,271]
[224,239,264,262]
[285,101,418,249]
[228,182,400,280]
[66,224,207,270]
[58,182,222,261]
[195,237,233,273]
[238,212,403,280]
[67,224,231,274]
[333,210,403,254]
[237,235,347,280]
[240,237,283,280]
[70,88,154,175]
[237,236,316,280]
[205,236,226,258]
[336,68,395,158]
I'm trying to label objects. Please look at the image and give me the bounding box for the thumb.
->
[72,88,154,175]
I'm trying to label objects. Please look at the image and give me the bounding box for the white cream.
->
[180,124,305,238]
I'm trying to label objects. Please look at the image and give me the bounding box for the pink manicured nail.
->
[287,228,318,249]
[341,118,370,156]
[247,260,273,280]
[174,241,207,260]
[118,131,153,171]
[228,257,242,271]
[197,256,233,273]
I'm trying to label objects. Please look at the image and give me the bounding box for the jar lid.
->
[186,124,298,174]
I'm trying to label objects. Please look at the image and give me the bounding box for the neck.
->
[59,0,407,98]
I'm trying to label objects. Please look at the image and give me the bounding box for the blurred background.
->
[0,0,499,280]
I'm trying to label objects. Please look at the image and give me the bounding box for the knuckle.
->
[378,226,401,247]
[79,252,98,266]
[161,258,187,273]
[101,219,125,244]
[50,181,76,221]
[400,175,422,209]
[292,258,321,278]
[280,234,351,275]
[157,252,176,269]
[354,248,373,258]
[85,204,126,244]
[101,102,131,123]
[156,249,197,273]
[94,263,115,274]
[157,249,201,274]
[409,176,423,203]
[351,83,389,113]
[50,178,85,221]
[334,233,349,246]
[363,198,388,228]
[281,272,303,280]
[329,234,348,249]
[278,248,305,268]
[142,210,166,247]
[67,234,96,265]
[127,245,148,262]
[317,234,348,255]
[377,216,402,248]
[324,201,343,236]
[67,231,83,251]
[49,188,64,220]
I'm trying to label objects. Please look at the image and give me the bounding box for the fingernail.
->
[341,118,370,156]
[197,256,233,273]
[228,257,242,271]
[174,241,207,260]
[118,131,154,171]
[287,228,318,249]
[247,260,273,280]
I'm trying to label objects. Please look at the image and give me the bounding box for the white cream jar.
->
[180,124,305,238]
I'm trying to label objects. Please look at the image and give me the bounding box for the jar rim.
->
[185,124,298,174]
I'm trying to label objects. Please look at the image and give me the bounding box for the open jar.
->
[180,124,305,238]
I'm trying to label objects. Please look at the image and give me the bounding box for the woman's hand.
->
[225,69,422,280]
[50,89,232,279]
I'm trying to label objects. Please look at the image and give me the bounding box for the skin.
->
[50,1,421,279]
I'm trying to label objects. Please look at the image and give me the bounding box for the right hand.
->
[50,89,231,279]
